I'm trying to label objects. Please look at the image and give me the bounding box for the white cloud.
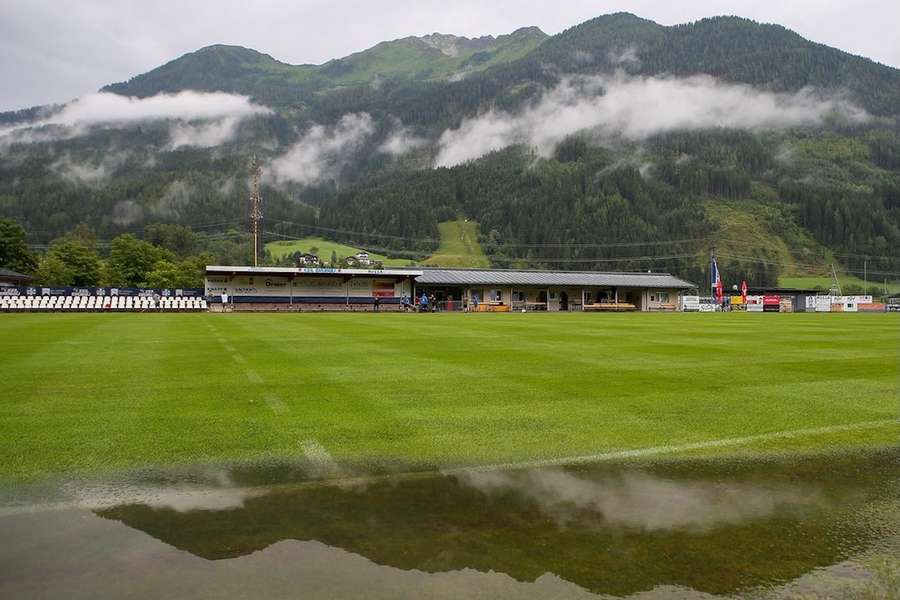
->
[266,113,374,186]
[111,199,144,226]
[50,152,127,184]
[46,90,268,127]
[434,73,869,167]
[168,116,242,149]
[151,179,194,220]
[0,91,270,147]
[378,126,429,156]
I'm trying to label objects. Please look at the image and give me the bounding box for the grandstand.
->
[204,265,696,312]
[0,293,206,312]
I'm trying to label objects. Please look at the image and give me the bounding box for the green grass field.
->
[0,313,897,482]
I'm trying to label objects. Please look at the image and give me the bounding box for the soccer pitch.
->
[0,313,897,481]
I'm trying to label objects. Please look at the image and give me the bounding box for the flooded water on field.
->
[1,449,898,599]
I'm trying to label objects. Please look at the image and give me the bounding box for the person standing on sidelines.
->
[373,295,380,312]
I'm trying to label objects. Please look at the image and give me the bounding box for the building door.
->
[560,291,569,311]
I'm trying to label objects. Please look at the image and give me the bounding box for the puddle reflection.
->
[1,449,898,599]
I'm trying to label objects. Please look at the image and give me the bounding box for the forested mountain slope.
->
[1,13,899,290]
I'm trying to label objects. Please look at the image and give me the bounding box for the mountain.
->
[1,13,899,290]
[102,27,548,105]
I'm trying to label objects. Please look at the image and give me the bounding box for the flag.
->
[711,256,723,302]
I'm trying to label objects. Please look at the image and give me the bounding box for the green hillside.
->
[422,220,489,268]
[265,220,488,268]
[779,275,900,295]
[264,237,413,266]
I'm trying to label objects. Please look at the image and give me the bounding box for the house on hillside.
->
[296,253,321,267]
[354,252,370,266]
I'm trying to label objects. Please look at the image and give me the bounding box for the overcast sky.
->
[1,0,897,112]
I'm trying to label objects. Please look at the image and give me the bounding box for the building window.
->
[659,292,670,303]
[650,294,656,302]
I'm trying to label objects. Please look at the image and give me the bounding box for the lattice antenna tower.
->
[828,263,842,297]
[249,156,263,267]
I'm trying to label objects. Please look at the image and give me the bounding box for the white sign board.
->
[681,295,700,311]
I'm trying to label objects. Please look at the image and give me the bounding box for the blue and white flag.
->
[711,256,723,301]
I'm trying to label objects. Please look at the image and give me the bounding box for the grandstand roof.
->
[415,268,695,289]
[0,268,32,284]
[205,266,422,278]
[205,265,695,289]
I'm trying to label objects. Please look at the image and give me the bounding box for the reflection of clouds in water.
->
[460,468,826,532]
[142,488,253,512]
[65,468,258,512]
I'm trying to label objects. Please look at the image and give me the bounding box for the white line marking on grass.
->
[1,420,895,517]
[244,369,263,383]
[231,353,246,364]
[442,419,900,475]
[301,439,343,477]
[264,394,289,414]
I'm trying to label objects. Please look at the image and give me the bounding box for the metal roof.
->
[205,265,695,289]
[205,266,422,277]
[415,268,695,289]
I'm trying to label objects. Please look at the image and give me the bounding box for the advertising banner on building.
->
[7,286,203,297]
[205,274,407,299]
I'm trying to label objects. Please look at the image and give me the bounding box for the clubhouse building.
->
[204,266,696,312]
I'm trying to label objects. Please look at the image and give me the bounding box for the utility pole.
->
[863,258,867,296]
[249,156,262,267]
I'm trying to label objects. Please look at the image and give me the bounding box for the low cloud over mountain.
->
[435,73,868,167]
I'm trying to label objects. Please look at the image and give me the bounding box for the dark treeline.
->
[0,218,252,288]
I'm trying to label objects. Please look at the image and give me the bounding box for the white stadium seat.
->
[4,291,210,313]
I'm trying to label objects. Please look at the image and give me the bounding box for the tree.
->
[106,234,173,287]
[330,250,338,267]
[175,252,214,287]
[142,260,181,288]
[33,253,72,286]
[144,223,195,256]
[44,237,101,286]
[0,218,36,274]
